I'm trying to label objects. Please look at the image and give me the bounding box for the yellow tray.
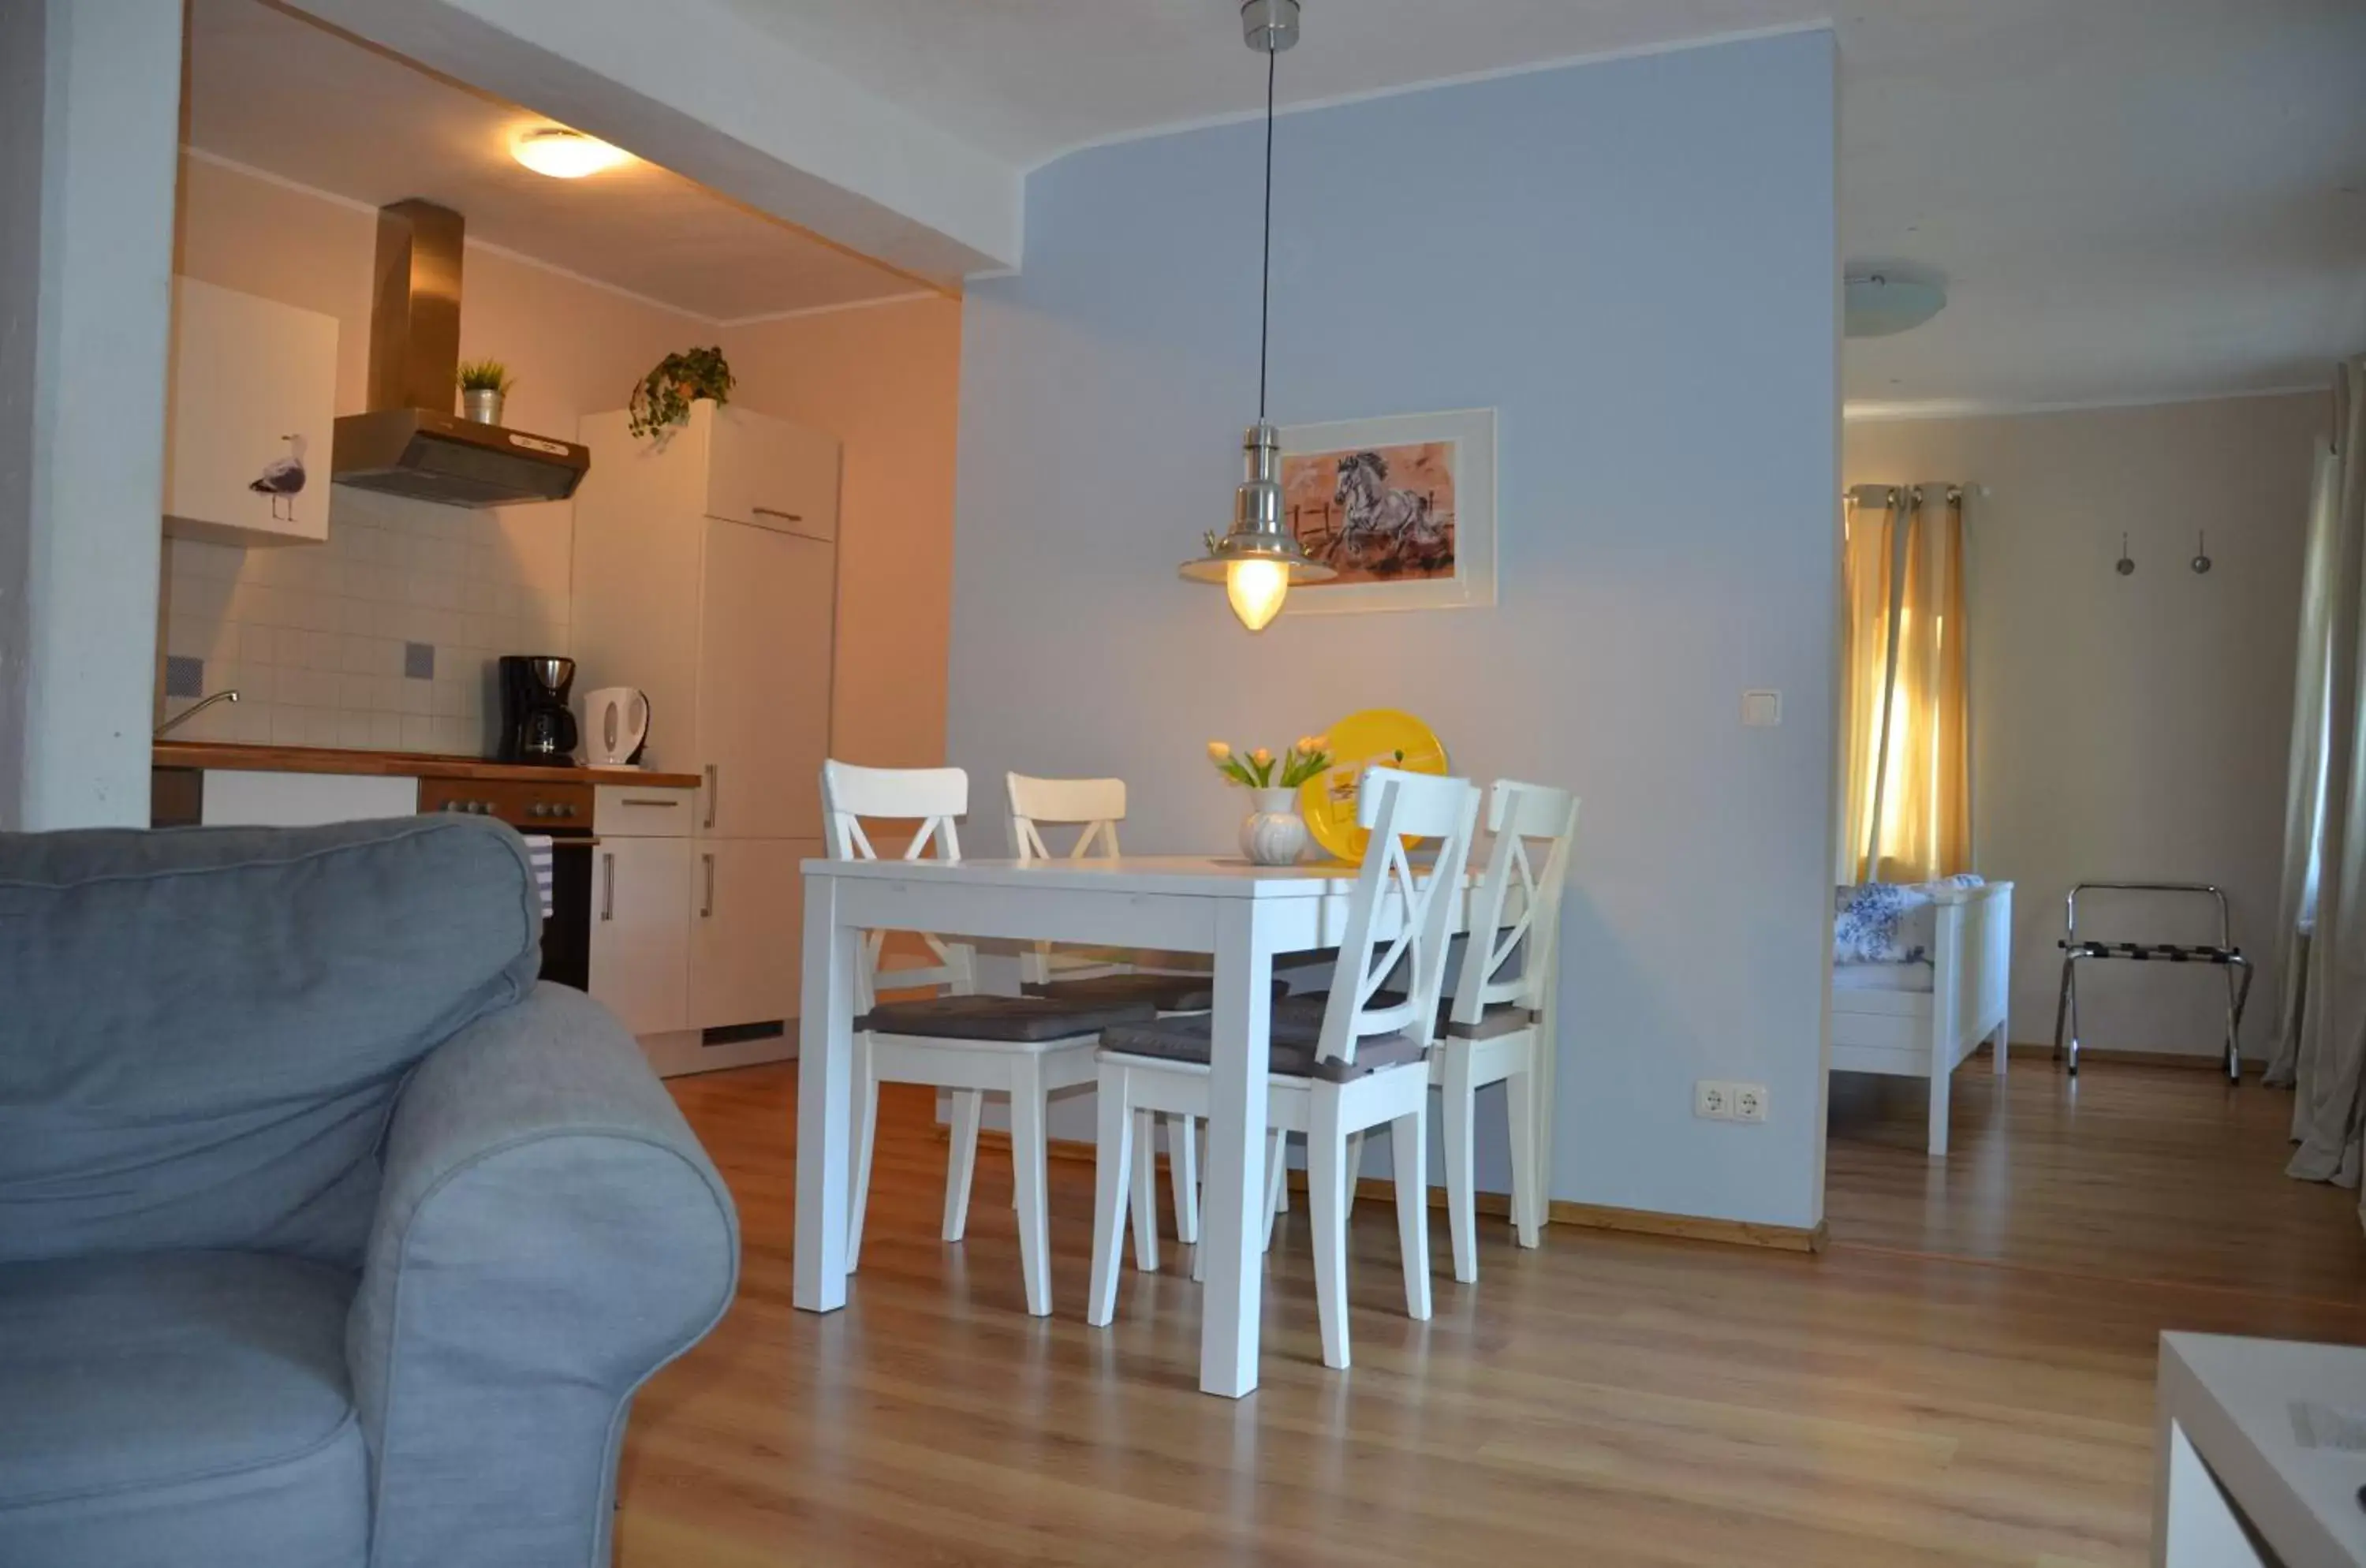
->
[1297,709,1450,864]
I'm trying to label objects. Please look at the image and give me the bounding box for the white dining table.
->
[792,853,1480,1398]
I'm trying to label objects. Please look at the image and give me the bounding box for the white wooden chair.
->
[827,760,1160,1317]
[1336,778,1579,1279]
[1006,773,1215,1251]
[1086,767,1482,1370]
[1431,777,1579,1281]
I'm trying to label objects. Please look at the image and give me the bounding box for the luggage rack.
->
[2052,882,2252,1081]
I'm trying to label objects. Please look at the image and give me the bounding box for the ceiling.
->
[711,0,2366,413]
[183,0,928,323]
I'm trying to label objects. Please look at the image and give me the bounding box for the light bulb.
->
[511,129,631,179]
[1226,558,1289,631]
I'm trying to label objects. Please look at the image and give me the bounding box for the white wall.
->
[290,0,1020,282]
[949,32,1841,1230]
[6,0,185,829]
[1847,392,2327,1058]
[0,0,46,830]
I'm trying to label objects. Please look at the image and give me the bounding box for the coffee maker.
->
[497,655,580,766]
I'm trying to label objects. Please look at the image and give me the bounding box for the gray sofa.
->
[0,816,740,1567]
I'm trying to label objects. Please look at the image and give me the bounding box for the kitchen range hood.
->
[331,200,588,509]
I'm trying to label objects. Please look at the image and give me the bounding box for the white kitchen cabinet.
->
[573,402,837,1053]
[571,404,839,797]
[164,278,339,547]
[592,782,698,838]
[689,838,815,1031]
[589,835,692,1038]
[694,521,833,839]
[702,402,839,541]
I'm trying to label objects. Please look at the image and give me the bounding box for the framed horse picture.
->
[1276,408,1497,615]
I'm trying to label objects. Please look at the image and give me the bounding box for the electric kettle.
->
[580,687,651,768]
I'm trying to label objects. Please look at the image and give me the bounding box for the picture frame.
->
[1276,408,1497,616]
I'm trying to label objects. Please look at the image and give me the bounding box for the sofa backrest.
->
[0,816,541,1268]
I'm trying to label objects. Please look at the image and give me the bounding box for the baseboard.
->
[1998,1040,2258,1074]
[954,1128,1827,1253]
[1546,1201,1828,1253]
[639,1028,794,1079]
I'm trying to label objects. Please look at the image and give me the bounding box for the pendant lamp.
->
[1177,0,1334,631]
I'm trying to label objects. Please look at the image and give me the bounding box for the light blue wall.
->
[6,0,184,829]
[950,31,1839,1229]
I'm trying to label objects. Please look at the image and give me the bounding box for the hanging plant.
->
[628,346,736,439]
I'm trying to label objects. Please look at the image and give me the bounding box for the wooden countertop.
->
[153,741,702,790]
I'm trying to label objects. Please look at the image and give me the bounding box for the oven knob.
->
[559,804,577,818]
[529,803,550,818]
[471,801,491,815]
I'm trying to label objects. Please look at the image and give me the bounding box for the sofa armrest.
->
[346,982,738,1568]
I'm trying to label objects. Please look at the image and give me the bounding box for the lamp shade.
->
[1180,424,1334,629]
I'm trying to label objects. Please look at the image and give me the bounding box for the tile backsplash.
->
[159,486,571,752]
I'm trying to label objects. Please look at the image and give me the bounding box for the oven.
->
[419,776,595,992]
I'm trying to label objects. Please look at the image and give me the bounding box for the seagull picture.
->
[248,432,306,522]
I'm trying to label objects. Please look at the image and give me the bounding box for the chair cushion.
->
[0,817,542,1269]
[1099,1013,1428,1083]
[0,1250,370,1568]
[1278,991,1535,1040]
[858,993,1158,1042]
[1024,973,1290,1012]
[1442,1004,1539,1040]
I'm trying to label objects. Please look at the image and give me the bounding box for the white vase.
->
[1240,787,1308,866]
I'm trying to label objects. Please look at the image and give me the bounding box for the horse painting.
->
[1321,449,1454,577]
[1272,415,1494,610]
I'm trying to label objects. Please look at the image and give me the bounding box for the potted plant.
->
[455,359,515,425]
[628,346,736,439]
[1207,734,1331,865]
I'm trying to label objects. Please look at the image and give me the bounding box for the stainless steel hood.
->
[330,200,588,509]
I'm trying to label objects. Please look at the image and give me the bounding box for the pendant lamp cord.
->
[1257,41,1275,421]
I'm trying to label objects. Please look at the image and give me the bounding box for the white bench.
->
[1830,880,2013,1157]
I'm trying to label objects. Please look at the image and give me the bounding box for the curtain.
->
[1838,489,1973,885]
[2267,356,2366,1193]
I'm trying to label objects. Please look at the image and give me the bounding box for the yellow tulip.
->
[1207,741,1232,762]
[1249,746,1273,766]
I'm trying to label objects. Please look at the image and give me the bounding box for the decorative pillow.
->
[1833,875,1985,964]
[1834,882,1931,964]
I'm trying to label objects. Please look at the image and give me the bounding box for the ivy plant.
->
[628,346,737,439]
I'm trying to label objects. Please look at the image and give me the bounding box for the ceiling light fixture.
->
[1844,271,1947,338]
[510,128,630,179]
[1178,0,1332,633]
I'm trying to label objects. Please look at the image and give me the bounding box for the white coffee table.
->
[2158,1331,2366,1567]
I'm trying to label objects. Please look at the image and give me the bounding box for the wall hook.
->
[2191,531,2212,574]
[2115,532,2135,577]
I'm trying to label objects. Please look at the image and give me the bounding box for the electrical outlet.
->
[1732,1084,1769,1123]
[1694,1081,1731,1120]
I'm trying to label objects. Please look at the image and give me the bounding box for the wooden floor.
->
[618,1058,2366,1567]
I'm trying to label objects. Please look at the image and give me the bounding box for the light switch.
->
[1741,689,1782,727]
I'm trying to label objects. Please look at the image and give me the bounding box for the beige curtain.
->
[2267,357,2366,1196]
[1838,489,1972,885]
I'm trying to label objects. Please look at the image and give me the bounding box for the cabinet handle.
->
[703,765,718,830]
[752,506,804,523]
[600,852,615,921]
[701,852,716,918]
[621,797,678,809]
